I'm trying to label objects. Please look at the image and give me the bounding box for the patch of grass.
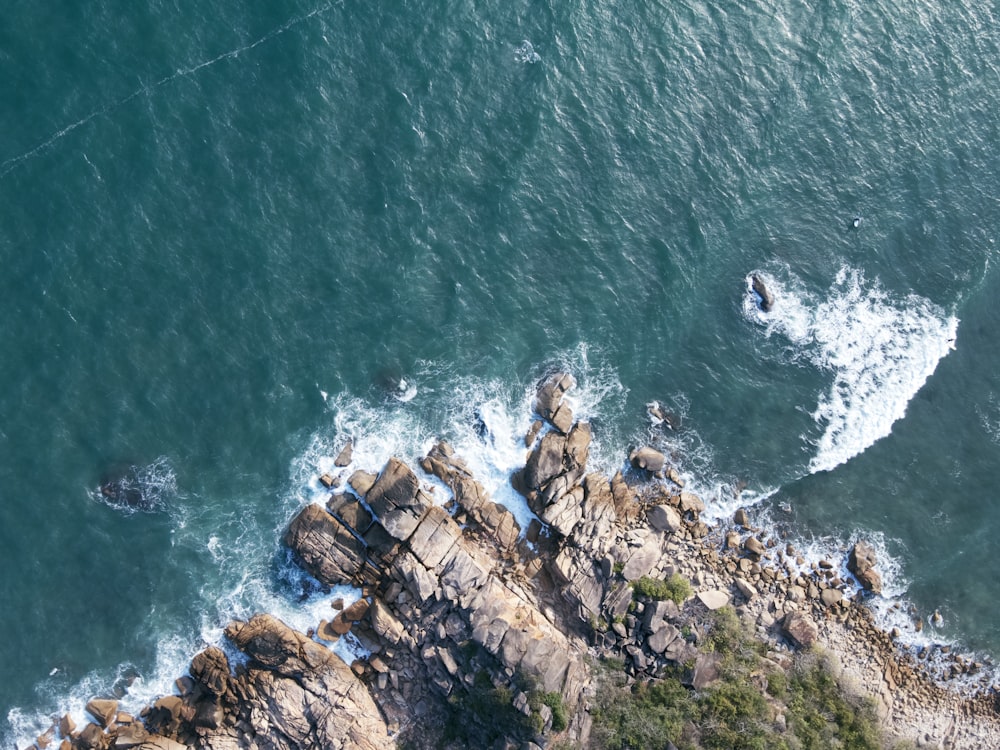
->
[631,573,692,605]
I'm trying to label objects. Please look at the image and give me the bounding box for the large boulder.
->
[85,698,118,728]
[283,503,371,586]
[364,458,430,541]
[189,646,230,696]
[523,431,568,498]
[647,504,682,533]
[848,541,883,594]
[629,446,666,473]
[534,372,576,433]
[217,616,389,750]
[782,611,819,649]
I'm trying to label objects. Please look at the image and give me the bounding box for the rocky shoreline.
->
[28,373,1000,749]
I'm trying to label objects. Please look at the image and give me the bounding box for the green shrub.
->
[631,573,692,605]
[785,656,881,750]
[766,669,787,699]
[540,691,568,732]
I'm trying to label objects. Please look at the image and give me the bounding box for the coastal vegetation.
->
[589,607,887,750]
[632,573,693,605]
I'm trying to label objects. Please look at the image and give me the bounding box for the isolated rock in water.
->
[646,401,681,430]
[629,446,666,473]
[97,459,175,512]
[751,273,775,312]
[333,440,353,467]
[534,372,576,433]
[782,611,819,649]
[848,540,883,594]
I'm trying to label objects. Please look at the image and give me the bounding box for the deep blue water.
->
[2,1,999,742]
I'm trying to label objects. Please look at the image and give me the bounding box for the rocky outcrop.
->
[420,441,520,551]
[283,503,376,587]
[629,446,666,474]
[848,540,884,594]
[534,372,576,433]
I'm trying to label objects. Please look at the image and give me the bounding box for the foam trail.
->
[746,266,958,473]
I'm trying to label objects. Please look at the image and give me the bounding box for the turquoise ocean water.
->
[2,1,999,742]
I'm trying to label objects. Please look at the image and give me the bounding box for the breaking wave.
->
[745,266,958,474]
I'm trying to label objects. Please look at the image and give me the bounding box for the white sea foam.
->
[89,456,179,515]
[746,267,958,474]
[514,40,541,64]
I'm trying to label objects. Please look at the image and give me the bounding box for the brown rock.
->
[534,372,576,433]
[334,440,353,467]
[341,598,370,622]
[85,698,118,728]
[847,541,883,594]
[58,714,76,738]
[365,458,428,541]
[782,611,819,649]
[525,419,543,447]
[629,446,666,473]
[317,619,341,642]
[189,646,229,695]
[348,469,377,496]
[75,723,105,750]
[284,503,371,586]
[743,536,766,558]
